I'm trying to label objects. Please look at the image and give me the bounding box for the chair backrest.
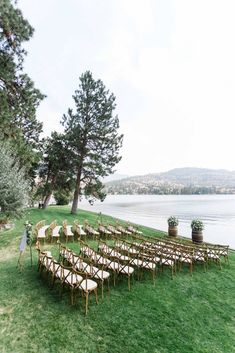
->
[49,220,57,231]
[62,220,68,229]
[33,220,46,237]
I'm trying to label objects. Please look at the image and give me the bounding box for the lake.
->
[78,194,235,249]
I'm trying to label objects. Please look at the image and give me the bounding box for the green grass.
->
[0,206,235,353]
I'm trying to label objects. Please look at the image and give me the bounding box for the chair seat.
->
[119,265,134,275]
[193,254,205,261]
[179,257,192,263]
[207,253,220,260]
[119,255,130,261]
[65,225,74,236]
[153,256,161,263]
[161,258,174,266]
[107,261,120,270]
[142,261,156,270]
[96,256,111,266]
[128,248,138,254]
[76,225,86,235]
[130,258,143,267]
[65,273,83,285]
[44,251,52,257]
[52,226,61,236]
[94,269,110,280]
[79,279,97,292]
[38,225,49,238]
[51,264,62,277]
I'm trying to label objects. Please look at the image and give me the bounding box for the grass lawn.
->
[0,205,234,353]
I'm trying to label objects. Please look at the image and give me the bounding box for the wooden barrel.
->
[168,226,178,237]
[192,231,203,243]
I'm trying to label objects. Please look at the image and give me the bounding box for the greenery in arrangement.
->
[0,206,234,353]
[191,219,204,231]
[0,142,29,223]
[167,216,179,227]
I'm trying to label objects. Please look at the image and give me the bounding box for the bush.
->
[54,190,71,205]
[0,142,29,220]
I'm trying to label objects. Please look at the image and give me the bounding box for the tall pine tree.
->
[0,0,45,175]
[62,71,123,214]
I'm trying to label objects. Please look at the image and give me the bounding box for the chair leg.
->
[85,292,89,315]
[60,283,64,298]
[71,287,74,305]
[152,270,155,286]
[95,288,98,304]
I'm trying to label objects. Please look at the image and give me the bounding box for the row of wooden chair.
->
[114,232,229,272]
[79,240,135,290]
[34,218,145,244]
[37,248,98,315]
[34,220,86,243]
[59,245,110,299]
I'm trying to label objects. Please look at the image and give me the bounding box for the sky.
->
[19,0,235,176]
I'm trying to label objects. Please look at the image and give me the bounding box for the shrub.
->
[54,190,71,205]
[0,142,29,221]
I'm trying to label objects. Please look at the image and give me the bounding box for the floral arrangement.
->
[167,216,179,227]
[191,219,204,231]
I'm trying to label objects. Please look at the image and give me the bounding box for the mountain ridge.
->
[104,167,235,194]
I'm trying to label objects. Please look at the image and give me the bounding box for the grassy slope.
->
[0,206,234,353]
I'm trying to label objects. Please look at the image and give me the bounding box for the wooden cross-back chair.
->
[98,240,130,262]
[107,224,122,236]
[97,240,135,290]
[190,245,207,272]
[34,220,50,244]
[159,248,177,279]
[210,244,229,265]
[83,220,99,239]
[115,222,132,236]
[73,220,87,240]
[178,247,194,275]
[70,251,110,299]
[80,239,134,291]
[62,220,74,243]
[49,220,61,243]
[206,246,222,269]
[97,222,112,239]
[126,222,143,236]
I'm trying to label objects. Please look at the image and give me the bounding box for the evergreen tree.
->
[0,0,45,175]
[37,132,74,208]
[62,71,123,214]
[0,142,29,221]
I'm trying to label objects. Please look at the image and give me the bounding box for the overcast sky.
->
[19,0,235,176]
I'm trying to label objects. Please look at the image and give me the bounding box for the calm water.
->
[78,195,235,249]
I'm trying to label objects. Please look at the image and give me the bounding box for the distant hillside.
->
[104,168,235,195]
[103,173,129,183]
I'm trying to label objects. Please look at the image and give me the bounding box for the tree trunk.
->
[71,169,82,214]
[42,175,56,209]
[42,192,52,209]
